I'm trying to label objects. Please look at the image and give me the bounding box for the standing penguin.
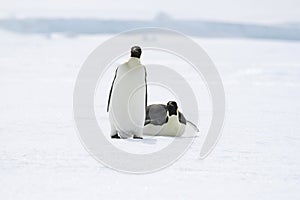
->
[107,46,147,139]
[143,101,199,137]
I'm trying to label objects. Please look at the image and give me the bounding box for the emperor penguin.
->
[107,46,147,139]
[143,101,199,137]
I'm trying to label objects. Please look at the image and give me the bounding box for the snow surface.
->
[1,30,300,199]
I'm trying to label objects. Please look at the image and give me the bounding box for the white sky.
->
[0,0,299,24]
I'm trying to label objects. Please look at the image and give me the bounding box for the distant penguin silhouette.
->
[143,101,199,137]
[107,46,147,139]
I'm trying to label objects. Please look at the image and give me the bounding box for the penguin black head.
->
[167,101,178,116]
[131,46,142,58]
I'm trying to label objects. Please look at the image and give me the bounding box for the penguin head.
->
[131,46,142,58]
[167,101,178,116]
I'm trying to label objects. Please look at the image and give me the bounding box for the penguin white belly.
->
[143,116,186,137]
[109,65,146,137]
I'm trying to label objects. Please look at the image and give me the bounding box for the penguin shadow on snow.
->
[126,136,158,145]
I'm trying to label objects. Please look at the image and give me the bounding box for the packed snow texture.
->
[0,30,300,199]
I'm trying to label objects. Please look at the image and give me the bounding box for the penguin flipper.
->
[178,112,187,125]
[107,68,118,112]
[187,120,200,132]
[144,66,148,114]
[178,112,199,132]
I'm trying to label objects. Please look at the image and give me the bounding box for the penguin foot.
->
[133,135,143,139]
[111,134,121,139]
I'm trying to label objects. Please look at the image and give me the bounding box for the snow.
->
[1,30,300,199]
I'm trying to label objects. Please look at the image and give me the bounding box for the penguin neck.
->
[128,57,141,68]
[167,115,180,126]
[167,111,179,120]
[167,110,178,117]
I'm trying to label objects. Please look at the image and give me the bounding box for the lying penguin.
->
[143,101,199,137]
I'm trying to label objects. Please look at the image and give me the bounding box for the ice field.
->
[1,30,300,199]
